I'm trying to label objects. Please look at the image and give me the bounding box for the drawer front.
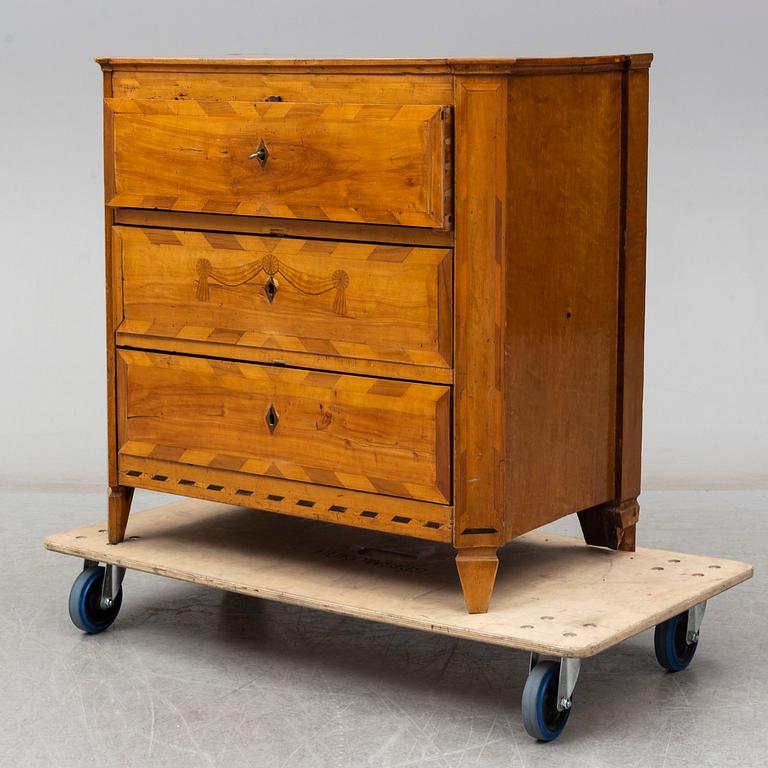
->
[115,226,452,368]
[106,98,452,228]
[117,350,451,504]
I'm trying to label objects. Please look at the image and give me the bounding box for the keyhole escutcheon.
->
[266,404,279,434]
[248,138,269,168]
[264,276,279,304]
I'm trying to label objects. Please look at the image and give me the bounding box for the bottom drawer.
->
[117,350,451,505]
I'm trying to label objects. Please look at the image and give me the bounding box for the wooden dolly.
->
[44,500,753,742]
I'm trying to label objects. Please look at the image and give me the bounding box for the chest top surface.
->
[96,54,652,73]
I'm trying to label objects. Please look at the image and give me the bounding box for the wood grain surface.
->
[106,99,452,228]
[118,456,452,542]
[110,70,454,104]
[616,68,650,508]
[114,208,454,247]
[452,77,508,555]
[116,350,451,504]
[504,72,623,537]
[116,226,452,369]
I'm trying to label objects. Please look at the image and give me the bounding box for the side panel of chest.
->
[504,72,625,535]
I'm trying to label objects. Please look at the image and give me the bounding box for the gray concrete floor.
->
[1,489,765,768]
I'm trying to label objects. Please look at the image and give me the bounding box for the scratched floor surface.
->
[1,488,765,768]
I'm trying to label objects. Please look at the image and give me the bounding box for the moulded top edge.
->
[95,54,653,74]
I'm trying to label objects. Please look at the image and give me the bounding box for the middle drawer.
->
[115,226,452,370]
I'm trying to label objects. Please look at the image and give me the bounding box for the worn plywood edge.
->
[94,54,653,75]
[44,500,751,658]
[571,566,754,656]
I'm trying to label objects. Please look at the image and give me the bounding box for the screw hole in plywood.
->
[520,625,534,629]
[668,558,681,563]
[98,529,106,533]
[692,572,704,577]
[652,566,664,571]
[75,535,86,539]
[708,564,721,569]
[563,632,576,637]
[583,623,597,628]
[540,616,554,621]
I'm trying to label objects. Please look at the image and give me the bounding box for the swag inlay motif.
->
[195,254,350,316]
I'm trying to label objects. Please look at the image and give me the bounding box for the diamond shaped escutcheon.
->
[253,138,269,168]
[265,404,279,434]
[264,276,278,304]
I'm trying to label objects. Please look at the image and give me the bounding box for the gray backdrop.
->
[1,0,766,490]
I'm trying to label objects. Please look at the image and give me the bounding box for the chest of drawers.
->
[99,55,651,613]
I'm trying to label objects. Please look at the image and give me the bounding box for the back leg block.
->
[578,498,639,552]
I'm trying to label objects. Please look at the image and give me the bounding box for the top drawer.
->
[105,99,452,228]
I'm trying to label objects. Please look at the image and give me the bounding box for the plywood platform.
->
[44,500,753,657]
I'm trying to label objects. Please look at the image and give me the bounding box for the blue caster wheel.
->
[654,611,698,672]
[522,660,572,741]
[68,566,122,634]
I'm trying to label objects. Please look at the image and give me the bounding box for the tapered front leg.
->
[455,546,499,614]
[108,485,134,544]
[577,498,639,552]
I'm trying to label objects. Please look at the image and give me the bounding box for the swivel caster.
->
[68,562,125,634]
[654,601,706,672]
[522,655,580,741]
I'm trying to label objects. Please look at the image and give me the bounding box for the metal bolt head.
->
[103,597,113,608]
[559,698,572,710]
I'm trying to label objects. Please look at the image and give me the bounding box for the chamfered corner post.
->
[579,59,649,555]
[103,64,132,546]
[452,74,509,613]
[108,485,134,544]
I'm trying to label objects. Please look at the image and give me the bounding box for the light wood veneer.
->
[100,55,652,613]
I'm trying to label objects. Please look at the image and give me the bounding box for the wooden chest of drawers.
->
[99,55,652,613]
